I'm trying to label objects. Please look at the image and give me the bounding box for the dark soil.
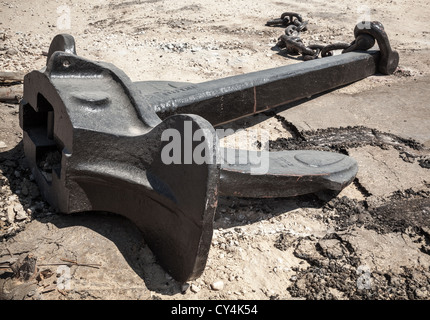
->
[277,189,430,300]
[269,125,425,155]
[268,125,430,299]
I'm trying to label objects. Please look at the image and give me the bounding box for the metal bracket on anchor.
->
[343,21,399,75]
[19,21,398,282]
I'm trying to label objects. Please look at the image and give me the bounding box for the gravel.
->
[0,146,52,239]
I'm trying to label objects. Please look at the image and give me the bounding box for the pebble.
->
[191,46,202,52]
[15,208,27,221]
[7,206,15,223]
[210,280,224,291]
[190,284,200,293]
[14,203,23,212]
[0,141,7,148]
[415,288,427,299]
[6,48,18,56]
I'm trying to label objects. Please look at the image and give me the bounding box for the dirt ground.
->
[1,0,430,300]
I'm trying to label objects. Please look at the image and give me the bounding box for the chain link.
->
[266,12,306,29]
[267,12,356,60]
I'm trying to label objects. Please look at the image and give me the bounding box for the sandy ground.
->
[1,0,430,301]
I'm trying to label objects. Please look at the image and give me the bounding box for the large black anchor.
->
[19,21,398,282]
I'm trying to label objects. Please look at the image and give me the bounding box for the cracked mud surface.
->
[285,192,430,300]
[1,0,430,300]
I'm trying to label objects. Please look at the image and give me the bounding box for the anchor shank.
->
[136,50,379,126]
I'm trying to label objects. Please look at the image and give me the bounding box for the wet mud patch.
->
[269,125,425,155]
[321,189,430,233]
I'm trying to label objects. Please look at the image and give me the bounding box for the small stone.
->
[0,141,7,148]
[27,289,36,297]
[15,209,27,221]
[7,206,15,223]
[415,288,427,299]
[6,48,18,56]
[295,278,307,291]
[317,238,345,259]
[8,195,18,202]
[210,280,224,291]
[190,284,200,293]
[14,203,23,212]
